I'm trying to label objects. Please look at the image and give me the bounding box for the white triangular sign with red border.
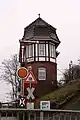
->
[24,71,37,83]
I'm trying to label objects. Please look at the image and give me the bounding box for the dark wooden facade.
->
[19,16,60,97]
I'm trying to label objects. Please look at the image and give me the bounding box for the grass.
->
[36,79,80,108]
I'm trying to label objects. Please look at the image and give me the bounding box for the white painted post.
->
[52,113,55,120]
[12,112,13,120]
[34,113,36,120]
[70,113,72,120]
[17,112,19,120]
[47,113,50,120]
[58,113,61,120]
[0,112,1,120]
[6,112,7,120]
[40,112,43,120]
[23,112,25,120]
[64,113,66,120]
[75,114,77,120]
[28,112,31,120]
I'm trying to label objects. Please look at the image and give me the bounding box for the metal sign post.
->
[17,67,37,108]
[24,72,37,109]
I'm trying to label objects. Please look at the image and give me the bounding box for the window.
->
[26,46,28,58]
[38,68,46,80]
[50,44,55,58]
[39,44,45,56]
[26,44,34,58]
[29,45,32,57]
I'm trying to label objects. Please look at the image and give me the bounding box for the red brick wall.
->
[25,61,57,98]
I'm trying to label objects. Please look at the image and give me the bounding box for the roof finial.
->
[38,14,40,18]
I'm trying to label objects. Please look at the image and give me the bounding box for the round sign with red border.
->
[17,67,28,79]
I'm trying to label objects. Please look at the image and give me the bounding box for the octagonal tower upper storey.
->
[19,16,60,65]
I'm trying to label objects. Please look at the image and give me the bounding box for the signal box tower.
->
[19,16,60,98]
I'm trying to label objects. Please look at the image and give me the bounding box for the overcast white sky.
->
[0,0,80,102]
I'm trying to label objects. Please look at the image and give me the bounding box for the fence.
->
[0,108,80,120]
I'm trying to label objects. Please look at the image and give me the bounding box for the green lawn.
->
[36,79,80,108]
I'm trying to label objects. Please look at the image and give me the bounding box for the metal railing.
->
[0,108,80,120]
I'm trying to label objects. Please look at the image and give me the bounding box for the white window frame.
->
[38,68,46,80]
[39,44,45,56]
[26,45,28,58]
[50,44,56,58]
[29,45,32,57]
[26,44,34,58]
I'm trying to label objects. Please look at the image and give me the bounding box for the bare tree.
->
[0,54,20,100]
[61,63,80,84]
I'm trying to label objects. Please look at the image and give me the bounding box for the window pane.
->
[36,44,38,56]
[32,44,34,57]
[39,57,45,61]
[26,45,34,61]
[52,45,54,57]
[38,68,46,80]
[39,44,45,56]
[50,44,56,58]
[46,44,48,56]
[29,45,32,57]
[26,46,28,58]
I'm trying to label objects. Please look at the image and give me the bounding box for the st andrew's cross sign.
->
[23,72,37,102]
